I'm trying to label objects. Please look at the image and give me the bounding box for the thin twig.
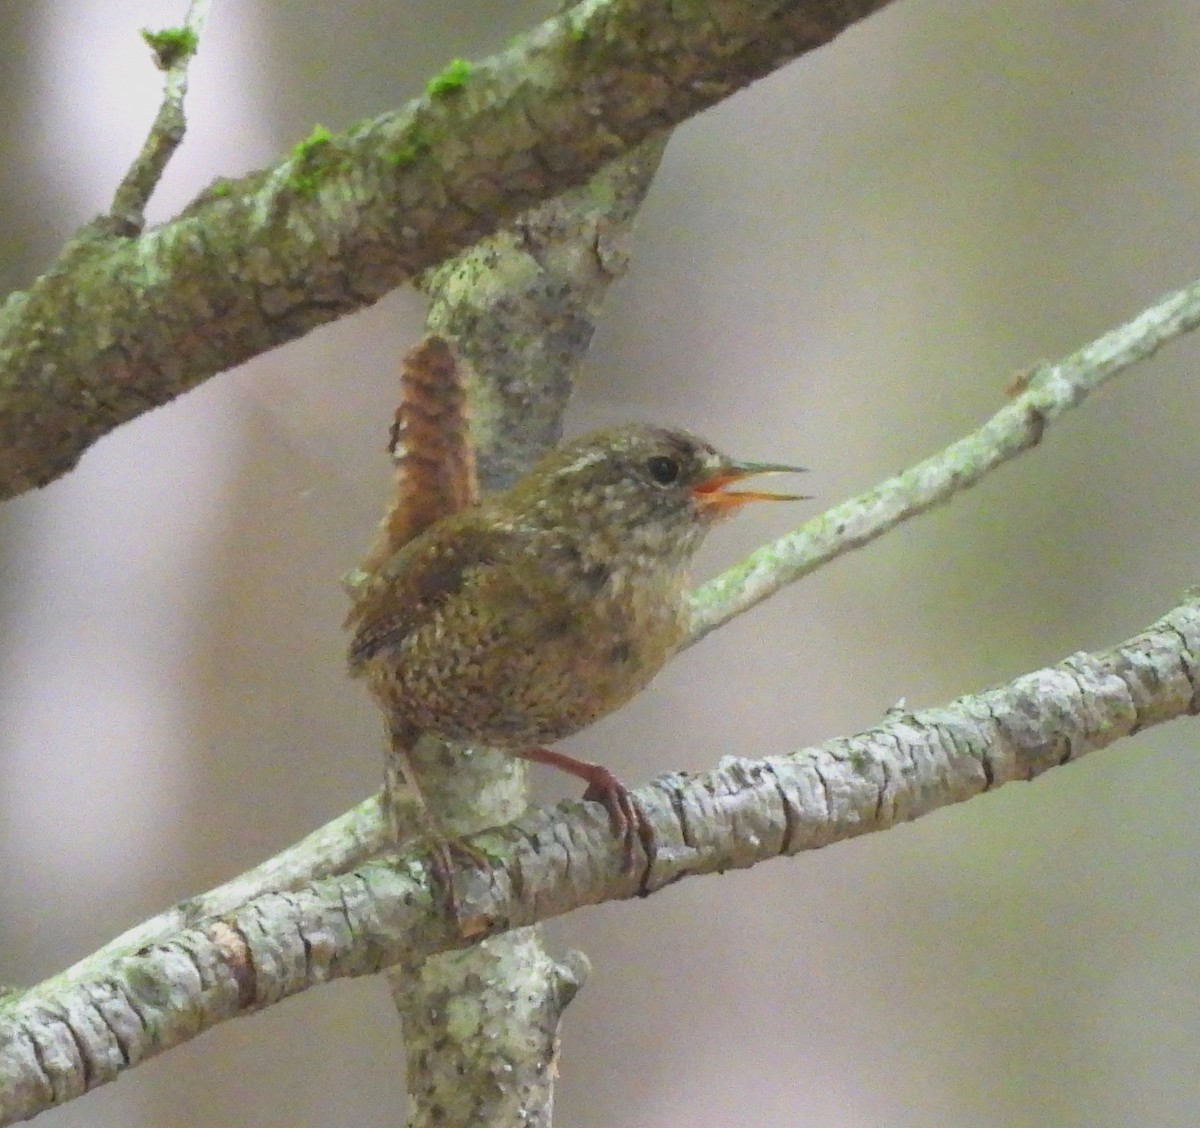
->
[105,0,210,234]
[688,275,1200,644]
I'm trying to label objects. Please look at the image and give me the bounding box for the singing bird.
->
[347,424,806,861]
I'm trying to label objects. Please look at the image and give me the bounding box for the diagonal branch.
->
[55,792,389,987]
[689,274,1200,644]
[2,594,1197,1125]
[0,0,894,500]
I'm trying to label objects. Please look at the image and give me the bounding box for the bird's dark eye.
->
[646,455,681,485]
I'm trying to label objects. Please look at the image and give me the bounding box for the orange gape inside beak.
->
[690,461,809,514]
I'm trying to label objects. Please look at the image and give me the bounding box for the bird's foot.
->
[421,833,493,927]
[578,767,641,871]
[517,746,652,873]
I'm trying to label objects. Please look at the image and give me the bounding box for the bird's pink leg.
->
[516,746,649,871]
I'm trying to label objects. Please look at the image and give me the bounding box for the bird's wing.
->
[345,515,511,672]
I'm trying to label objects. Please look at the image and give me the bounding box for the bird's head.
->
[507,424,808,565]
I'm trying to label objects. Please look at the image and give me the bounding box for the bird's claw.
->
[423,834,491,922]
[515,746,654,874]
[581,767,649,873]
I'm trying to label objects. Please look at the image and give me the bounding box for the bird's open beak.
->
[691,459,809,514]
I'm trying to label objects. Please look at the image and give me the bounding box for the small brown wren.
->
[346,424,806,863]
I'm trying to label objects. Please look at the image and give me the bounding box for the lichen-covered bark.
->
[2,594,1197,1126]
[689,273,1200,643]
[385,141,667,1128]
[0,0,894,499]
[423,138,669,492]
[389,938,587,1128]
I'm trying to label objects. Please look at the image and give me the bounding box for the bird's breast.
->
[369,558,689,747]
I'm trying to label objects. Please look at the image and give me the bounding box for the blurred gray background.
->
[2,2,1199,1125]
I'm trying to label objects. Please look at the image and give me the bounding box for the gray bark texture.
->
[1,593,1197,1124]
[4,1,1200,1126]
[387,139,667,1127]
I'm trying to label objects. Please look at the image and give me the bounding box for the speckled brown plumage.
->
[346,423,806,861]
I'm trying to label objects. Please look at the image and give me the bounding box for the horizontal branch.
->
[0,0,893,500]
[689,273,1200,642]
[3,594,1197,1124]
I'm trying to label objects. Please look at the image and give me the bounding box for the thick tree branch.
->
[422,136,670,493]
[3,594,1197,1125]
[0,0,893,500]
